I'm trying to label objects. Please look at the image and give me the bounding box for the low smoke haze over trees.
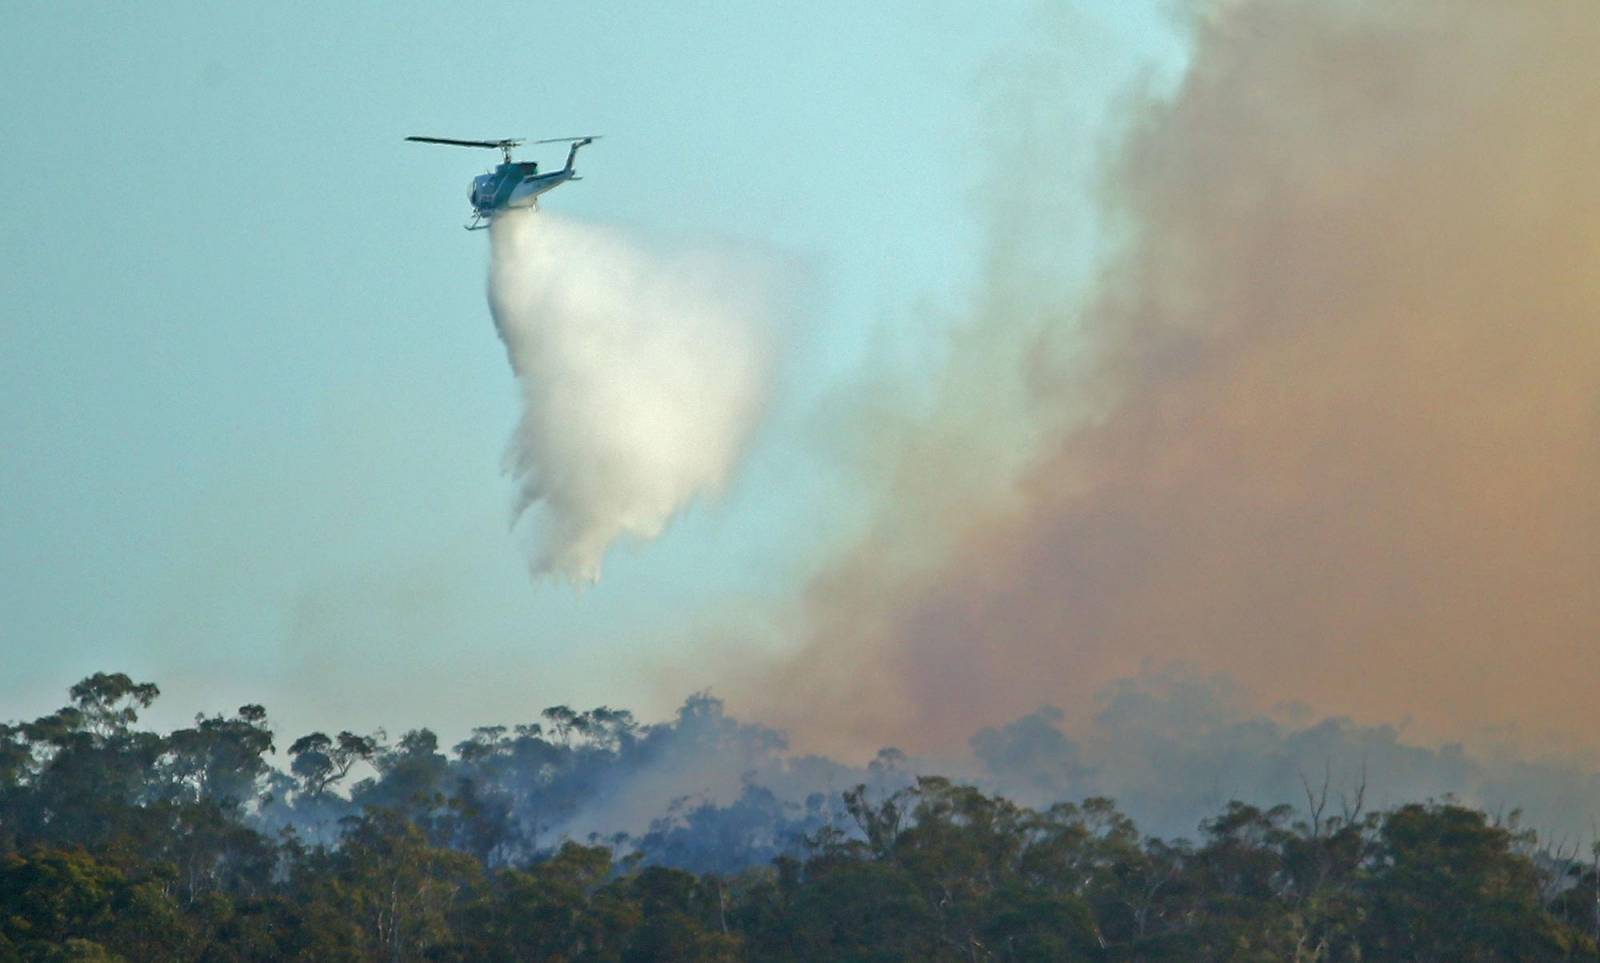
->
[3,674,1600,960]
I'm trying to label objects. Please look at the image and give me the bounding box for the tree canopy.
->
[1,673,1595,961]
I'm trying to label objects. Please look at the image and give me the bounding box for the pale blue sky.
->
[1,2,1178,742]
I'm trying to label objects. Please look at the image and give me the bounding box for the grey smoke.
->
[258,671,1600,863]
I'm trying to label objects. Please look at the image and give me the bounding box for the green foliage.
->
[2,673,1598,961]
[287,731,376,799]
[1360,803,1582,960]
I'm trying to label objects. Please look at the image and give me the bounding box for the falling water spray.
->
[486,209,771,581]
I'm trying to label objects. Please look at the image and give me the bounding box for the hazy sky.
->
[0,3,1180,740]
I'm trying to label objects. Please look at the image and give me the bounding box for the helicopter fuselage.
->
[408,134,597,230]
[470,162,577,217]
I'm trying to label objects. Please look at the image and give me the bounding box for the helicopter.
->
[406,134,601,230]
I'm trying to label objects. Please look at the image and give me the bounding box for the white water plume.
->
[486,209,771,582]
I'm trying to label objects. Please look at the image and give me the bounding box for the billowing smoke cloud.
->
[254,673,1600,866]
[488,210,771,580]
[741,0,1600,757]
[974,669,1600,842]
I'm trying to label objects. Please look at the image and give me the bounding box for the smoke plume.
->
[487,210,770,581]
[743,0,1600,756]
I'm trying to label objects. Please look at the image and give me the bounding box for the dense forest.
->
[3,673,1599,961]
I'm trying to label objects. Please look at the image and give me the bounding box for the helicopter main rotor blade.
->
[406,136,523,149]
[531,135,603,144]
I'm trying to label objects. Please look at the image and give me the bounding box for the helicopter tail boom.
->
[562,137,596,174]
